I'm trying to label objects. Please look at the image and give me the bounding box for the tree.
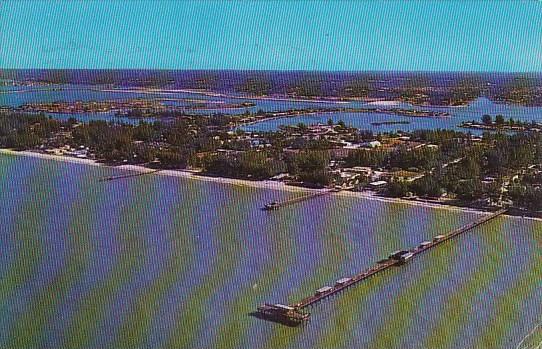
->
[192,71,219,90]
[156,149,187,169]
[482,114,492,125]
[498,74,539,106]
[387,180,410,197]
[135,145,157,164]
[288,77,322,97]
[455,179,483,201]
[445,75,483,106]
[298,170,331,187]
[495,114,505,126]
[133,122,159,142]
[486,148,508,175]
[142,71,174,87]
[509,184,542,211]
[90,71,120,85]
[411,176,442,198]
[238,75,272,96]
[398,74,433,105]
[237,151,285,179]
[388,145,440,171]
[297,122,308,130]
[288,151,331,187]
[345,149,386,168]
[342,76,372,98]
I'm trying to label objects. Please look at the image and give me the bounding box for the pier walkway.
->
[263,189,338,210]
[256,208,507,325]
[99,169,162,182]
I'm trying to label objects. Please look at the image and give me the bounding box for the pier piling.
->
[255,209,506,325]
[263,189,338,210]
[99,169,162,182]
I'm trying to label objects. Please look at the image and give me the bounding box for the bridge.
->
[256,208,507,326]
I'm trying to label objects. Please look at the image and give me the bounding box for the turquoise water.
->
[3,86,542,133]
[0,154,540,348]
[242,97,542,133]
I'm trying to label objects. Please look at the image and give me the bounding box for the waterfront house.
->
[368,180,387,190]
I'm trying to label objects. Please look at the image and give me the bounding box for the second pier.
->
[263,188,339,210]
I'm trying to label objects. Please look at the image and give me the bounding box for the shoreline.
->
[0,149,316,195]
[1,149,539,221]
[98,88,352,104]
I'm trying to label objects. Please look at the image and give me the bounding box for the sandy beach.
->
[0,149,314,195]
[1,148,537,221]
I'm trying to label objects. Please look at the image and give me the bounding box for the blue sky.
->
[1,1,541,71]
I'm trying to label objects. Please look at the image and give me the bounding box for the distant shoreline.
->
[2,148,538,222]
[3,85,539,109]
[99,88,351,104]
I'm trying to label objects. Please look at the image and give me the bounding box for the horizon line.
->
[2,68,542,74]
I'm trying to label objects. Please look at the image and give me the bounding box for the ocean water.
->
[241,97,542,133]
[0,154,540,349]
[2,83,542,133]
[0,84,355,123]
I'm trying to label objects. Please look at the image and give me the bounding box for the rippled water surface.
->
[0,154,540,349]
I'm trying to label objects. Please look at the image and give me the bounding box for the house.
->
[433,235,446,242]
[368,180,387,189]
[362,140,382,148]
[342,142,363,150]
[482,176,497,184]
[389,170,423,182]
[418,241,432,249]
[328,147,356,159]
[335,278,351,286]
[315,286,333,296]
[270,173,290,180]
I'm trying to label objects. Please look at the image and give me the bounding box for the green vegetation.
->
[494,74,542,106]
[237,75,273,96]
[412,132,542,210]
[2,112,542,213]
[202,150,285,180]
[287,150,331,187]
[287,77,323,97]
[462,115,542,132]
[341,76,373,98]
[0,112,64,149]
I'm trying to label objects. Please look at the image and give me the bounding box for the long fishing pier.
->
[256,208,507,326]
[99,169,162,182]
[263,189,339,210]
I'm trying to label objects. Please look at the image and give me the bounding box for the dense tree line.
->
[345,146,440,171]
[3,112,541,211]
[286,151,331,187]
[201,151,285,180]
[381,132,542,211]
[70,119,222,168]
[0,112,64,149]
